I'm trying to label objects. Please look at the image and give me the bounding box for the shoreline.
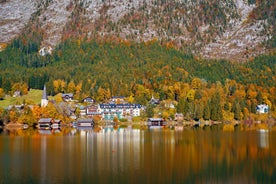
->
[2,120,276,132]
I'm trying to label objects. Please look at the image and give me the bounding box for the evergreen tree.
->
[256,91,263,104]
[183,99,189,115]
[194,90,202,100]
[145,104,154,118]
[224,100,230,111]
[176,98,185,113]
[251,100,257,113]
[210,92,222,121]
[194,101,203,121]
[3,80,11,93]
[203,101,211,120]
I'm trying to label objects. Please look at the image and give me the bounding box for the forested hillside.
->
[0,35,275,123]
[0,0,275,123]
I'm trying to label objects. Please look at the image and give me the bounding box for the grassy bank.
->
[0,89,43,108]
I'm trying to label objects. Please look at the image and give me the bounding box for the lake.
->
[0,127,275,183]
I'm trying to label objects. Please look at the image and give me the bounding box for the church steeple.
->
[42,85,48,100]
[41,84,48,107]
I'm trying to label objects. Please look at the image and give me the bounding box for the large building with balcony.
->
[84,103,142,121]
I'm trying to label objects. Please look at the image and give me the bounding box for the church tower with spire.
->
[41,84,48,107]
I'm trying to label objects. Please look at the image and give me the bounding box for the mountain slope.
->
[0,0,275,61]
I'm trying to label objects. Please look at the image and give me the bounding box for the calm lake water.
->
[0,127,275,183]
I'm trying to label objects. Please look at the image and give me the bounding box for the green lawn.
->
[0,89,43,108]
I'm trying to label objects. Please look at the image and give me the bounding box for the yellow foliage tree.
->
[75,81,83,99]
[191,78,202,89]
[41,103,59,119]
[54,93,63,103]
[53,80,59,94]
[32,105,42,121]
[162,111,169,120]
[53,79,67,93]
[187,89,195,102]
[127,94,135,104]
[21,83,28,95]
[234,89,246,99]
[0,88,4,99]
[67,80,76,93]
[60,80,66,93]
[9,107,19,123]
[262,95,272,109]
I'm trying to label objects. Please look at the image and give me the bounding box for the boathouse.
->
[76,119,94,127]
[147,118,166,126]
[38,118,54,129]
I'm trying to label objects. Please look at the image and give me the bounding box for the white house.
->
[256,104,269,114]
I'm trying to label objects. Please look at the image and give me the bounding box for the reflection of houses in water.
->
[147,118,166,128]
[38,128,61,135]
[258,130,269,149]
[38,129,52,135]
[38,118,61,130]
[77,127,143,174]
[40,136,47,183]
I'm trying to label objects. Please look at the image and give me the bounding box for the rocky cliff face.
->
[0,0,275,61]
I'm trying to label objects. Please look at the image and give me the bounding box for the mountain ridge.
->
[0,0,275,61]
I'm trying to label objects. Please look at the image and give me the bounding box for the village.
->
[1,83,272,134]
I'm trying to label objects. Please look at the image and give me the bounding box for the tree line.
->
[0,37,275,123]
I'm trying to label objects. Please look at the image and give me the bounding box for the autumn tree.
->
[134,84,151,105]
[17,105,36,125]
[0,88,4,99]
[96,87,111,102]
[41,103,60,119]
[11,82,28,96]
[186,89,195,102]
[191,78,202,89]
[32,105,42,121]
[8,106,20,123]
[53,79,66,94]
[67,80,76,93]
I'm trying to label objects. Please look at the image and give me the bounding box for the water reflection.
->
[259,130,269,149]
[0,127,275,183]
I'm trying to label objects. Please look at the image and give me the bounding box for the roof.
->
[38,118,53,123]
[99,103,142,109]
[77,119,94,123]
[83,97,93,100]
[62,93,74,98]
[148,118,164,122]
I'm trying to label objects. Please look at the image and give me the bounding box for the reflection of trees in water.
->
[1,128,275,183]
[169,130,276,183]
